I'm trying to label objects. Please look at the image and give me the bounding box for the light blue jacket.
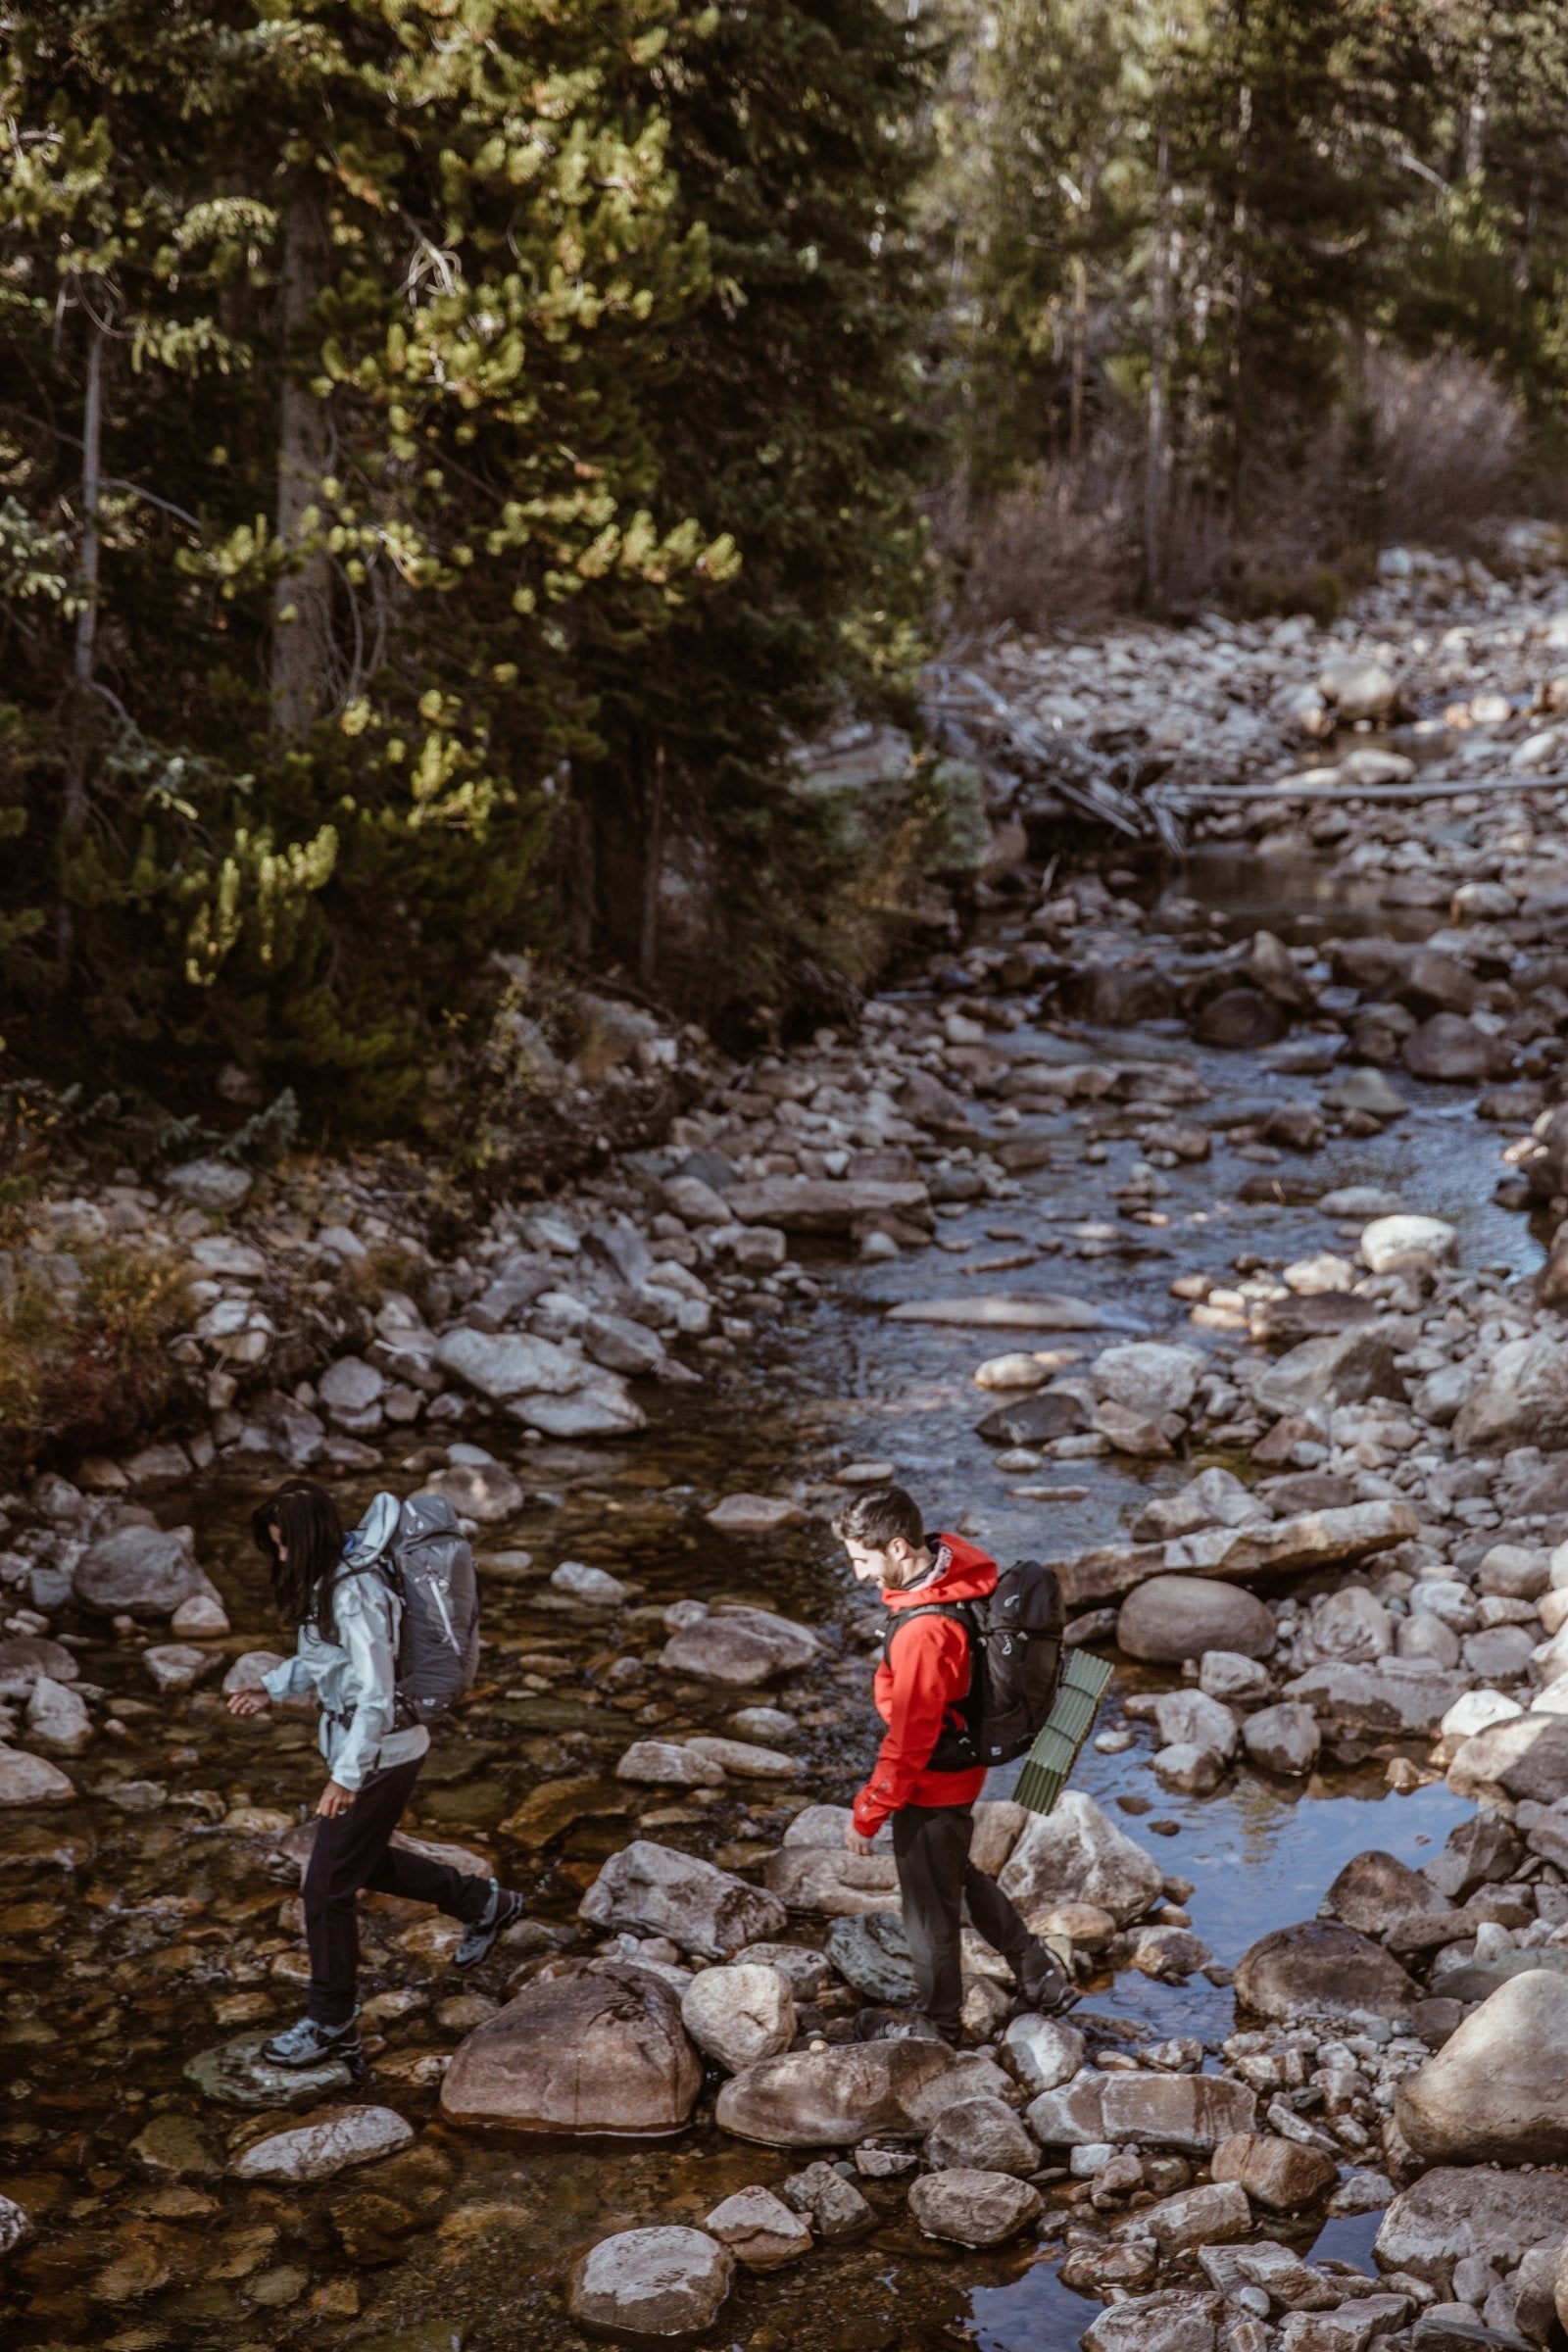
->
[262,1494,429,1791]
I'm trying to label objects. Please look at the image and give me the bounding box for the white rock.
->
[1001,2013,1086,2096]
[230,2103,413,2181]
[551,1560,631,1605]
[1093,1342,1204,1419]
[1000,1791,1163,1926]
[1441,1690,1523,1741]
[616,1741,727,1788]
[25,1675,92,1753]
[706,1494,808,1535]
[1361,1214,1458,1274]
[685,1736,799,1780]
[434,1327,586,1400]
[703,2185,811,2269]
[681,1965,796,2072]
[569,2227,733,2335]
[0,1749,75,1805]
[143,1644,214,1693]
[171,1592,229,1637]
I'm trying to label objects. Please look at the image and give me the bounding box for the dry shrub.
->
[939,435,1142,632]
[0,1245,195,1470]
[1367,343,1523,549]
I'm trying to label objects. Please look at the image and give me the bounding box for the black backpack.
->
[384,1494,480,1728]
[883,1558,1064,1770]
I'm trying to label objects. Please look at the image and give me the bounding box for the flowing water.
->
[0,858,1542,2352]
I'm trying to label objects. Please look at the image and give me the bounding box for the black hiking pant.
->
[303,1755,493,2025]
[891,1801,1051,2044]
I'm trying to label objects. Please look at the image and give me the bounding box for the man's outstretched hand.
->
[844,1825,878,1857]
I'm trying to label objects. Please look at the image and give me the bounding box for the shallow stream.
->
[0,858,1544,2352]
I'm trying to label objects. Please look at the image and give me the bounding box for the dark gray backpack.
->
[385,1493,480,1727]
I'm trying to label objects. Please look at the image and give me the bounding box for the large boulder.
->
[1235,1922,1419,2021]
[439,1961,701,2132]
[1082,2293,1222,2352]
[434,1326,586,1398]
[579,1841,787,1958]
[1375,2167,1568,2291]
[761,1847,901,1916]
[714,2041,1008,2148]
[73,1526,208,1617]
[679,1965,795,2073]
[906,2170,1042,2248]
[1242,1703,1320,1776]
[999,1791,1163,1927]
[1093,1343,1205,1419]
[1455,1334,1568,1454]
[1210,2132,1337,2213]
[568,2227,733,2336]
[659,1607,818,1686]
[1117,1576,1276,1664]
[1396,1970,1568,2163]
[1283,1660,1469,1740]
[0,1749,75,1807]
[1447,1715,1568,1804]
[1323,1850,1441,1936]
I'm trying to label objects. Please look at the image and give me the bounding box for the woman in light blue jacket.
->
[227,1479,522,2074]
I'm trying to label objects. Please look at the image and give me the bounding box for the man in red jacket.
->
[836,1485,1071,2043]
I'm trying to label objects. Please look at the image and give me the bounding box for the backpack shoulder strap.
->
[882,1599,975,1671]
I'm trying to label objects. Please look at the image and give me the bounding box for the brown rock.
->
[1211,2132,1337,2212]
[1322,1849,1442,1937]
[438,1960,701,2132]
[1235,1922,1420,2021]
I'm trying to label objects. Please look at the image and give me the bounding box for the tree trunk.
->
[64,319,104,836]
[1067,159,1098,465]
[271,190,333,736]
[638,743,666,987]
[1145,116,1173,611]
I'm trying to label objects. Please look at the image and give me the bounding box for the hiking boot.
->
[1017,1948,1077,2018]
[851,2006,950,2045]
[262,2013,366,2075]
[455,1882,527,1968]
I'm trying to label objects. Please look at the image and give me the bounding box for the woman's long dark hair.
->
[252,1480,348,1642]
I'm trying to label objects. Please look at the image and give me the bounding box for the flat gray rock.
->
[826,1912,917,2005]
[185,2032,356,2110]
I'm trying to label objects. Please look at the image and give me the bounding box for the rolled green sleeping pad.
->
[1013,1647,1115,1816]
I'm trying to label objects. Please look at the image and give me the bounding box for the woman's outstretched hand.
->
[226,1690,269,1717]
[317,1780,356,1818]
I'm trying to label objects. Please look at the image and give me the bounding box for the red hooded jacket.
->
[851,1534,994,1838]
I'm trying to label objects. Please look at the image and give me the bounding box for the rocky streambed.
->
[14,555,1568,2351]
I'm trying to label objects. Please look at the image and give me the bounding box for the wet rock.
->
[826,1911,917,2005]
[1403,1014,1503,1083]
[1250,1327,1406,1415]
[762,1847,901,1915]
[1235,1922,1420,2021]
[552,1558,632,1605]
[1117,1576,1277,1663]
[779,2160,873,2241]
[907,2168,1042,2247]
[231,2104,413,2182]
[580,1840,787,1957]
[685,1736,799,1781]
[1151,1689,1238,1758]
[680,1964,795,2072]
[1141,2178,1250,2257]
[659,1608,818,1686]
[1322,657,1396,721]
[727,1705,797,1744]
[425,1460,525,1524]
[1001,2012,1085,2096]
[143,1642,214,1693]
[703,2186,811,2269]
[1237,1699,1319,1777]
[1300,1587,1393,1665]
[1028,2070,1255,2153]
[129,2113,221,2178]
[714,2040,1008,2147]
[1000,1790,1164,1926]
[439,1960,701,2131]
[1211,2130,1337,2212]
[1323,1849,1441,1936]
[1199,1651,1271,1705]
[1375,2166,1568,2288]
[616,1740,727,1788]
[727,1176,931,1234]
[924,2095,1038,2178]
[1082,2290,1222,2352]
[508,1377,645,1438]
[977,1391,1086,1445]
[186,2031,357,2110]
[568,2226,733,2337]
[73,1525,207,1617]
[1320,1070,1408,1120]
[0,1637,78,1699]
[171,1592,228,1636]
[1195,989,1286,1051]
[705,1494,808,1536]
[26,1674,92,1752]
[1396,1969,1568,2163]
[0,2195,32,2259]
[1131,1471,1267,1544]
[1456,1334,1568,1454]
[0,1749,75,1806]
[888,1293,1110,1331]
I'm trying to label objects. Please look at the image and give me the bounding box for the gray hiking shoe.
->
[262,2013,366,2074]
[455,1882,527,1968]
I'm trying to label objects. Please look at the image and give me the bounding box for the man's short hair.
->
[832,1486,924,1551]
